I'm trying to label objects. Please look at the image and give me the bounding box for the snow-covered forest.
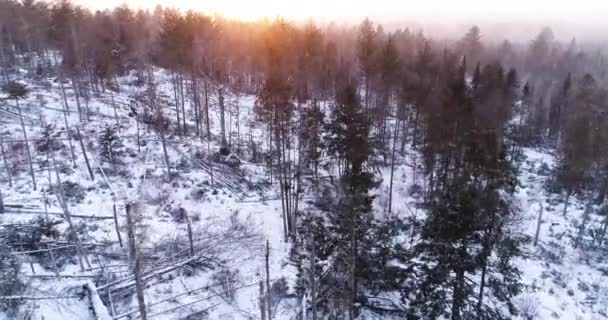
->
[1,1,608,319]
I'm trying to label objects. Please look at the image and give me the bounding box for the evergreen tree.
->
[99,125,124,164]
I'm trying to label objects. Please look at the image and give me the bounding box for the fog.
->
[76,0,608,43]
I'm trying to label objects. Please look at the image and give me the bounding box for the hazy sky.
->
[78,0,608,24]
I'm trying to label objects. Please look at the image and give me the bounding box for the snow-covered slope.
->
[1,67,607,320]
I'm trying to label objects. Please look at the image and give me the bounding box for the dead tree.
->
[113,201,123,248]
[52,154,90,271]
[219,87,228,152]
[125,203,148,320]
[0,139,12,187]
[16,99,37,190]
[387,119,400,214]
[266,240,272,320]
[76,127,95,181]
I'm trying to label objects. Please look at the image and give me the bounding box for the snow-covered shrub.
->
[98,125,124,164]
[176,157,192,171]
[515,294,540,320]
[141,178,172,205]
[169,207,189,223]
[269,278,289,312]
[3,217,60,252]
[408,183,423,197]
[0,244,26,314]
[212,268,241,302]
[36,123,64,153]
[50,181,86,203]
[225,155,241,168]
[190,187,210,202]
[66,221,92,243]
[539,242,565,264]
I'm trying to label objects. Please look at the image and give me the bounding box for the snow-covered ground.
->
[1,66,607,319]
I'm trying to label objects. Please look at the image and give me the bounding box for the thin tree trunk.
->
[125,204,137,270]
[219,87,228,150]
[52,155,89,271]
[76,128,94,181]
[46,243,61,279]
[58,90,77,168]
[563,191,571,217]
[72,77,83,121]
[574,200,593,249]
[0,139,12,187]
[204,79,211,139]
[259,280,267,320]
[112,202,123,248]
[179,73,187,135]
[191,75,200,138]
[126,204,148,320]
[534,201,544,246]
[172,73,181,136]
[266,240,272,320]
[349,214,357,320]
[451,243,467,320]
[236,95,240,150]
[275,121,288,241]
[160,129,171,177]
[476,261,488,318]
[17,99,37,190]
[597,214,608,247]
[58,75,71,116]
[186,211,194,257]
[136,119,141,153]
[110,91,120,130]
[388,119,400,214]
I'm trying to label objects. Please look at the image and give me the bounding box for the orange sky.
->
[76,0,608,25]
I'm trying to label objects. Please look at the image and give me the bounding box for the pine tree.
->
[326,84,376,319]
[409,59,522,320]
[99,125,124,164]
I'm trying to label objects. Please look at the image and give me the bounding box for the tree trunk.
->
[52,155,89,271]
[219,87,228,150]
[574,200,593,249]
[266,240,272,320]
[112,202,123,248]
[172,73,181,136]
[476,261,488,318]
[259,280,266,320]
[186,212,194,257]
[17,99,37,190]
[388,119,400,214]
[134,250,148,320]
[349,213,357,320]
[451,243,467,320]
[563,191,571,217]
[191,74,201,138]
[179,73,187,135]
[58,75,71,116]
[76,128,95,181]
[0,139,12,187]
[597,214,608,247]
[160,129,171,177]
[534,201,544,246]
[72,77,83,121]
[275,120,288,241]
[110,91,120,130]
[204,79,211,139]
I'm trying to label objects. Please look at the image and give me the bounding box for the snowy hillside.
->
[0,64,607,320]
[0,67,296,320]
